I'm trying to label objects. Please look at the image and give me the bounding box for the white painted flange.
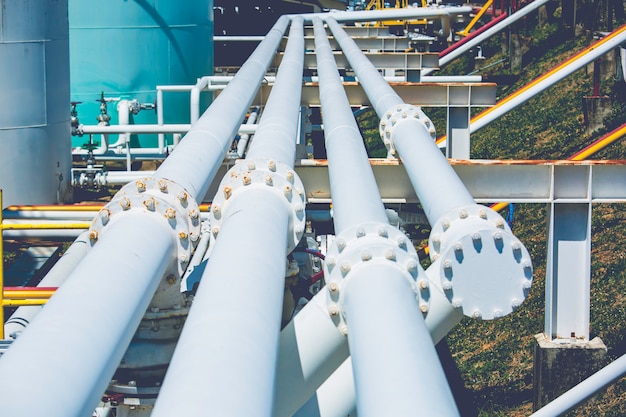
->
[324,222,429,334]
[429,205,533,320]
[208,158,306,253]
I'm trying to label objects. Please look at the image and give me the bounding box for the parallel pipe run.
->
[0,213,176,417]
[246,16,305,168]
[325,17,474,224]
[312,18,459,417]
[437,0,551,68]
[155,15,291,201]
[152,17,306,417]
[437,23,626,145]
[313,18,388,231]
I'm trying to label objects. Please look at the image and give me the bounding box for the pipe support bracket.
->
[324,222,430,334]
[89,177,201,278]
[428,204,533,320]
[208,158,306,253]
[379,103,436,156]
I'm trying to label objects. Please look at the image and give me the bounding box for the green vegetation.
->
[356,13,626,417]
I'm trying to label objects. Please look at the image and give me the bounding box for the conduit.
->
[310,17,460,417]
[152,16,305,417]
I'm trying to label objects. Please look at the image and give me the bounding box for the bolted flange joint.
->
[209,158,306,253]
[428,204,533,320]
[379,103,437,157]
[324,222,430,334]
[89,177,201,278]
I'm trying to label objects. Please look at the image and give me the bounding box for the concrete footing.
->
[533,333,607,410]
[582,96,613,135]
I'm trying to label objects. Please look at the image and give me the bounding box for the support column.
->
[535,165,607,410]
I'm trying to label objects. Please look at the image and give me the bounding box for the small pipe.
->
[529,354,626,417]
[157,88,165,153]
[237,108,259,157]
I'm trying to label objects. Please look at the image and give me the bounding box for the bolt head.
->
[224,186,232,199]
[378,226,388,237]
[135,180,146,192]
[442,281,453,291]
[268,160,277,171]
[472,310,483,319]
[177,192,188,203]
[356,227,366,237]
[247,161,256,170]
[406,259,418,272]
[89,230,98,241]
[420,304,429,313]
[265,174,273,186]
[329,282,339,292]
[419,279,429,290]
[166,208,176,219]
[479,210,487,219]
[286,171,295,183]
[329,305,340,316]
[340,262,351,274]
[459,209,468,219]
[158,179,168,192]
[361,250,372,261]
[385,249,396,261]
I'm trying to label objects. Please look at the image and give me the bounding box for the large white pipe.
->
[311,17,459,417]
[293,6,472,25]
[0,213,176,416]
[152,17,305,417]
[155,16,291,201]
[436,0,554,71]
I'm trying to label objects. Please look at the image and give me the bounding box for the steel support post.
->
[546,202,591,340]
[311,18,459,417]
[152,17,306,417]
[447,106,471,160]
[0,213,176,417]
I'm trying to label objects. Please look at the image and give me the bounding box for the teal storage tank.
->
[69,0,213,149]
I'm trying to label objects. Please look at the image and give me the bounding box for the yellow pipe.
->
[5,205,103,212]
[571,124,626,161]
[0,190,4,338]
[437,24,626,146]
[2,299,48,307]
[1,222,91,230]
[458,0,493,37]
[3,290,55,299]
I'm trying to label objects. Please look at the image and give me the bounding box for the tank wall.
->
[69,0,214,149]
[0,0,72,207]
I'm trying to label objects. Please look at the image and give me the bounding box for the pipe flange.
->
[324,223,429,334]
[209,158,306,253]
[379,103,436,156]
[429,205,533,320]
[89,177,201,277]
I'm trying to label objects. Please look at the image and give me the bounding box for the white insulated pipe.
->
[326,17,474,224]
[0,213,177,417]
[311,18,459,417]
[152,17,305,417]
[273,262,463,417]
[343,264,459,417]
[236,108,259,157]
[436,0,553,71]
[468,24,626,135]
[155,16,291,201]
[529,354,626,417]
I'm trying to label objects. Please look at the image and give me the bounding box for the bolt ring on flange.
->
[89,177,201,278]
[324,222,430,334]
[429,204,533,320]
[208,158,306,253]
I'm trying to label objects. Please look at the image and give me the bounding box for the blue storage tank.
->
[69,0,213,149]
